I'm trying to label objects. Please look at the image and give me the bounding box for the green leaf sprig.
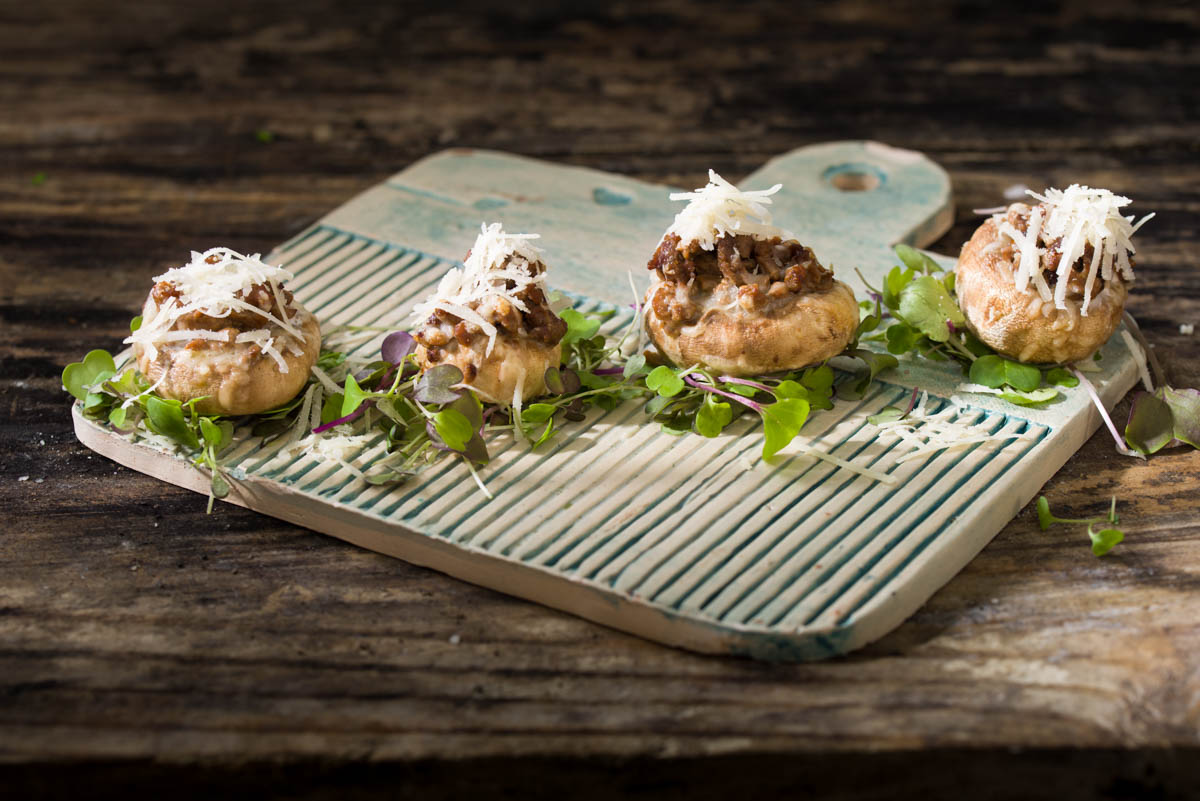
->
[854,244,1070,406]
[635,363,836,460]
[1036,495,1125,556]
[63,347,241,510]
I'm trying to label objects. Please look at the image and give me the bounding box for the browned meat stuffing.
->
[647,232,834,328]
[152,279,298,333]
[413,258,568,353]
[1003,205,1110,297]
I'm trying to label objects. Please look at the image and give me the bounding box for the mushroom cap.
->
[134,295,321,417]
[643,278,858,376]
[955,217,1127,364]
[415,335,562,404]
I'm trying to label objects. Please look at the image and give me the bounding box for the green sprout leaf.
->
[341,374,368,417]
[1036,496,1054,530]
[774,380,808,400]
[199,417,224,448]
[321,393,344,424]
[62,349,118,401]
[801,365,835,394]
[144,396,200,450]
[868,407,906,426]
[1088,524,1125,556]
[447,393,484,431]
[108,405,128,428]
[995,387,1059,407]
[645,365,685,398]
[881,264,916,310]
[433,408,473,452]
[521,403,557,424]
[969,354,1042,392]
[894,244,943,275]
[1037,495,1125,556]
[130,315,143,333]
[760,398,810,460]
[210,470,230,500]
[622,352,647,379]
[560,308,602,345]
[724,382,759,398]
[897,275,965,343]
[885,322,921,355]
[1044,366,1079,388]
[317,350,347,370]
[530,419,556,448]
[695,394,732,438]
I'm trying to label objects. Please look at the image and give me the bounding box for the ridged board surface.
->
[73,145,1139,660]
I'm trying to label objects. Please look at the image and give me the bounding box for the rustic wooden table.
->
[3,1,1199,798]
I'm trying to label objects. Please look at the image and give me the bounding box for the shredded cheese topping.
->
[409,222,547,356]
[992,185,1154,316]
[125,247,304,371]
[666,169,794,251]
[871,393,1027,463]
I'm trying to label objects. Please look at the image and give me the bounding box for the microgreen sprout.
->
[1036,495,1125,556]
[855,245,1071,407]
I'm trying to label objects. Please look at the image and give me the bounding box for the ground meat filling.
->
[647,232,834,330]
[412,257,568,364]
[1001,205,1113,297]
[150,254,300,353]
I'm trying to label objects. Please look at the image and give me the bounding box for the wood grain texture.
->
[2,0,1199,797]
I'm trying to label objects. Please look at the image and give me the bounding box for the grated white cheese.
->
[993,185,1153,316]
[871,392,1027,463]
[409,222,548,357]
[124,247,305,363]
[790,442,898,484]
[235,329,288,372]
[273,429,377,464]
[309,363,344,395]
[665,169,794,252]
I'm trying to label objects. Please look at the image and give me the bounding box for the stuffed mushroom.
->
[643,170,858,376]
[956,185,1153,364]
[411,223,567,404]
[126,247,321,416]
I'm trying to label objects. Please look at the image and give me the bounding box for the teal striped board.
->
[73,143,1139,660]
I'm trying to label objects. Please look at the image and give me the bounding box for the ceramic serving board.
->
[73,142,1139,660]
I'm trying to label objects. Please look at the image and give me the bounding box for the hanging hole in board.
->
[823,163,886,192]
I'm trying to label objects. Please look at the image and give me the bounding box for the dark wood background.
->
[3,1,1199,798]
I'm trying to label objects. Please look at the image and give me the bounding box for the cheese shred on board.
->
[666,169,795,251]
[871,393,1027,463]
[125,247,305,371]
[992,185,1154,316]
[410,222,547,356]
